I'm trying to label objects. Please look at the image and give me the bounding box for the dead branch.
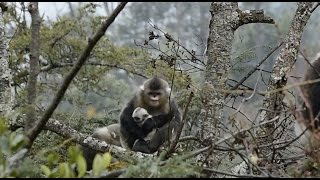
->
[235,9,275,29]
[9,116,153,160]
[225,42,283,99]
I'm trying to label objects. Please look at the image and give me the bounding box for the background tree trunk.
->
[0,3,13,116]
[202,2,274,170]
[201,2,239,169]
[202,1,238,143]
[257,2,314,164]
[25,2,41,131]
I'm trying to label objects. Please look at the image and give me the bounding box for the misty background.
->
[8,2,320,134]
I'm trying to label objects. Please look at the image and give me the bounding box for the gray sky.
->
[24,2,114,24]
[39,2,71,20]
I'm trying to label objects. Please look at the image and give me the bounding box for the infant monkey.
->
[132,107,157,142]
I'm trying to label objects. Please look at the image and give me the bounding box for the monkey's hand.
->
[142,118,157,133]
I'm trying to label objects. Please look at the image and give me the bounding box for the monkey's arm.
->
[131,130,165,154]
[133,99,183,154]
[146,114,173,128]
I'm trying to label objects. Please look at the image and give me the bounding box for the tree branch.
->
[10,117,152,160]
[235,9,274,29]
[257,1,315,161]
[225,42,283,98]
[25,2,40,131]
[12,61,148,86]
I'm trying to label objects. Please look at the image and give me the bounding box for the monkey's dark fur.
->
[299,56,320,128]
[120,76,182,154]
[295,55,320,143]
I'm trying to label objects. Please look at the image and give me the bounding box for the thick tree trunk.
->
[202,1,238,144]
[257,2,314,162]
[202,2,274,169]
[0,3,13,116]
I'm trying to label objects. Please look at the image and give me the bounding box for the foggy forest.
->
[0,2,320,178]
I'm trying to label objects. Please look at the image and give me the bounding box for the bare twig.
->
[202,167,266,178]
[13,61,148,84]
[147,20,206,67]
[158,115,280,168]
[226,42,283,98]
[231,69,262,117]
[310,2,320,13]
[163,91,194,159]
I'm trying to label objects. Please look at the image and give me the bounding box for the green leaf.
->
[101,152,112,169]
[47,152,60,167]
[0,118,7,135]
[58,162,74,178]
[40,165,51,177]
[92,152,112,176]
[76,154,87,177]
[68,146,79,163]
[92,154,103,177]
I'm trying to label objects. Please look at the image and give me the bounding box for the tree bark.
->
[257,2,314,161]
[0,3,13,116]
[202,2,274,168]
[25,2,41,131]
[202,1,238,143]
[10,117,152,160]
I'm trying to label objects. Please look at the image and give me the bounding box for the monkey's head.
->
[132,107,153,126]
[140,76,171,108]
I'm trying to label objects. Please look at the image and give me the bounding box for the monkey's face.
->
[132,107,152,126]
[140,76,171,108]
[133,113,149,123]
[145,90,168,108]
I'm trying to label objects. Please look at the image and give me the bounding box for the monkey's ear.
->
[166,87,171,94]
[140,85,144,91]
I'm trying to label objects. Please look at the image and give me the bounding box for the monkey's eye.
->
[134,117,140,121]
[143,114,149,119]
[148,92,161,96]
